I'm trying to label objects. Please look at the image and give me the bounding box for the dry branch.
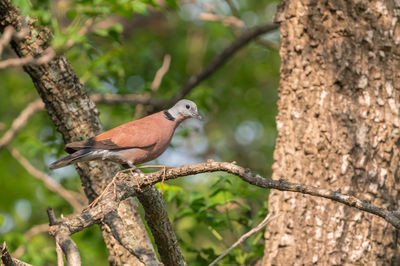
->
[0,47,56,69]
[47,160,400,260]
[0,99,44,150]
[209,213,277,266]
[151,54,171,92]
[9,148,84,212]
[47,208,81,266]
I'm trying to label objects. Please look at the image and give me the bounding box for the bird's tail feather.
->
[49,149,92,170]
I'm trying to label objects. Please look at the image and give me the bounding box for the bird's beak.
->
[193,113,202,120]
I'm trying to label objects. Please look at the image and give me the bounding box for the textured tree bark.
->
[137,187,186,266]
[263,0,400,264]
[0,1,158,265]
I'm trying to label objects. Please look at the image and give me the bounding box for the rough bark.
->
[264,0,400,264]
[137,187,185,266]
[0,1,158,265]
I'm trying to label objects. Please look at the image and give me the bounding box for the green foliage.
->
[158,173,269,264]
[2,0,279,264]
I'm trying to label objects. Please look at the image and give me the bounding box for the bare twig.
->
[0,99,44,150]
[133,54,172,120]
[1,242,32,266]
[209,213,278,266]
[224,0,240,18]
[151,54,171,92]
[200,8,279,51]
[90,93,151,105]
[12,224,49,258]
[47,207,81,266]
[0,47,56,69]
[56,243,64,266]
[199,13,245,29]
[9,148,84,212]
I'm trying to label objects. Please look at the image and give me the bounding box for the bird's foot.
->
[118,167,142,191]
[129,168,142,192]
[137,165,170,194]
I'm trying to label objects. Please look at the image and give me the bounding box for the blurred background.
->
[0,0,280,264]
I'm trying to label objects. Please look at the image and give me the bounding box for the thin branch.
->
[224,0,240,18]
[56,243,64,266]
[1,242,32,266]
[9,148,84,212]
[47,207,81,266]
[0,99,44,150]
[200,8,279,51]
[199,13,245,29]
[89,93,151,105]
[151,54,171,92]
[0,47,56,69]
[209,213,278,266]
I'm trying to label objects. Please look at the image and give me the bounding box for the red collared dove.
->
[49,99,201,170]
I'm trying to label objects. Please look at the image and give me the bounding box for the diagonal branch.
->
[9,148,84,212]
[209,213,278,266]
[0,46,56,69]
[0,99,44,150]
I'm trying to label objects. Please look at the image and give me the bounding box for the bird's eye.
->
[185,104,190,109]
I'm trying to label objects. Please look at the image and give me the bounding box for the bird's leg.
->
[120,164,142,191]
[137,165,170,194]
[130,168,142,191]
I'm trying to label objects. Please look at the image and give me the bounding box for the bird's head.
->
[167,99,202,122]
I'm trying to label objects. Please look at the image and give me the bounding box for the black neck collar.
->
[163,110,176,121]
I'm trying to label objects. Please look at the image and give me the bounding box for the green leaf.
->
[12,0,31,15]
[131,1,148,15]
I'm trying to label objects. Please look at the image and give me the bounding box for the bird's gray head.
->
[166,99,202,122]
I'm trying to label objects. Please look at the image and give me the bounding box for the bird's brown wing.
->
[65,114,161,154]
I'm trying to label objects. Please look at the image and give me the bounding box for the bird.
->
[49,99,202,171]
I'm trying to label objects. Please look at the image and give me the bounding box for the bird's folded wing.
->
[65,120,158,153]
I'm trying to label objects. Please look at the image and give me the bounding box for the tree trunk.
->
[263,0,400,264]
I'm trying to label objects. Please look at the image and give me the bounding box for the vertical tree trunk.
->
[263,0,400,264]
